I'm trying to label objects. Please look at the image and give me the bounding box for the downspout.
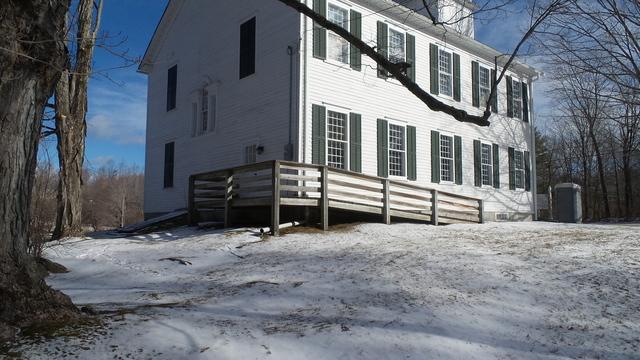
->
[286,45,294,160]
[529,74,541,221]
[301,1,308,163]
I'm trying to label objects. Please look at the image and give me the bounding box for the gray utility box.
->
[553,183,582,223]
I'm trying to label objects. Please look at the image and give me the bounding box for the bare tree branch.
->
[277,0,564,126]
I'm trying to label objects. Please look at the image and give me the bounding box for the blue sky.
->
[73,1,547,169]
[53,0,169,169]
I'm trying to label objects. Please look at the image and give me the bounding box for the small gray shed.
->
[553,183,582,223]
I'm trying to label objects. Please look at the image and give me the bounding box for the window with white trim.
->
[327,110,348,169]
[327,3,349,64]
[201,89,209,133]
[388,123,406,177]
[514,150,525,189]
[512,79,522,119]
[479,65,491,105]
[191,102,198,137]
[481,143,492,186]
[388,28,405,64]
[440,134,454,182]
[439,49,453,97]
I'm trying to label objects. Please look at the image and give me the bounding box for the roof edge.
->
[138,0,185,74]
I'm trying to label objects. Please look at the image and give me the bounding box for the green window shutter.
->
[406,34,416,82]
[312,104,326,165]
[377,119,388,177]
[431,130,440,183]
[506,75,514,118]
[349,10,362,71]
[508,147,516,190]
[377,21,388,78]
[407,126,417,180]
[471,61,480,108]
[312,0,326,60]
[349,113,362,172]
[473,140,482,187]
[454,135,463,185]
[492,144,500,188]
[522,82,529,122]
[429,44,439,95]
[453,53,461,102]
[524,150,531,191]
[491,69,498,113]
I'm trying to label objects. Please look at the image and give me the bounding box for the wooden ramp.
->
[118,210,188,234]
[188,160,484,235]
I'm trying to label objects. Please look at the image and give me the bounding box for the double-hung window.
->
[201,89,209,133]
[193,89,216,136]
[439,50,453,97]
[388,124,406,177]
[514,150,525,189]
[191,102,198,136]
[512,79,522,119]
[481,143,492,186]
[388,28,405,64]
[327,110,348,169]
[327,4,349,64]
[479,65,491,105]
[440,134,454,182]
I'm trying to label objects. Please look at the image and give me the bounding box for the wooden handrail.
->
[188,160,484,230]
[191,160,276,179]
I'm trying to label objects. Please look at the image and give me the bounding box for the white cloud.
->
[91,156,115,168]
[86,77,147,145]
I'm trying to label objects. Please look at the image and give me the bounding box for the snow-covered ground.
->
[6,222,640,359]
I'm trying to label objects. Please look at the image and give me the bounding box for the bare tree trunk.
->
[52,0,103,239]
[52,69,85,238]
[610,135,622,217]
[623,150,632,218]
[589,124,612,219]
[581,148,590,220]
[0,0,79,341]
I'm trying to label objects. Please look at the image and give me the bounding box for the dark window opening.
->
[239,17,256,79]
[164,142,175,188]
[166,65,177,111]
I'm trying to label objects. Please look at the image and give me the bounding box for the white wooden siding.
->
[144,0,300,215]
[143,0,534,218]
[299,0,533,216]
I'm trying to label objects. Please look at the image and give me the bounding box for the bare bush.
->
[82,160,144,231]
[28,152,59,257]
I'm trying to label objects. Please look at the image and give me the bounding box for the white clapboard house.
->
[139,0,539,223]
